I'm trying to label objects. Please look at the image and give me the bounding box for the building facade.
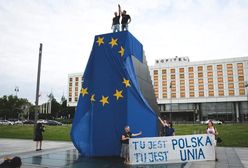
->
[149,56,248,122]
[68,73,83,107]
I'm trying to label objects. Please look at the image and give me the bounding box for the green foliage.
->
[0,95,32,119]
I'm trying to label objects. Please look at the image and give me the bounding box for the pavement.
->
[0,138,247,168]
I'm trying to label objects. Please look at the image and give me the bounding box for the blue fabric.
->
[71,31,158,156]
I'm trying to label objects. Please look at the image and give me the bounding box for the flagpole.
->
[34,43,43,136]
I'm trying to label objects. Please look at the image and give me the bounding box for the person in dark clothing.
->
[34,123,45,151]
[0,156,22,168]
[120,126,142,164]
[158,117,175,136]
[112,4,121,33]
[119,5,131,31]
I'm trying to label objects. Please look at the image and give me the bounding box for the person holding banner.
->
[120,126,142,164]
[206,120,219,161]
[158,117,175,136]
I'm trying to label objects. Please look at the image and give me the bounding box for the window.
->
[162,69,166,74]
[154,76,158,80]
[228,83,234,89]
[207,65,212,70]
[207,72,213,76]
[153,70,158,75]
[69,78,73,82]
[162,87,167,92]
[237,63,243,69]
[75,82,78,86]
[218,78,223,83]
[189,86,194,90]
[208,78,213,83]
[238,69,244,75]
[198,79,204,84]
[209,91,214,96]
[217,65,222,70]
[239,82,244,88]
[154,81,158,86]
[75,87,78,91]
[162,81,166,86]
[189,79,194,84]
[180,92,185,97]
[171,81,176,85]
[218,84,224,89]
[228,77,233,82]
[217,71,223,76]
[239,89,245,95]
[227,70,233,75]
[171,87,176,92]
[238,76,244,81]
[179,68,184,73]
[171,75,175,79]
[180,80,185,84]
[198,66,203,71]
[162,75,167,80]
[75,77,79,81]
[190,92,195,97]
[69,98,72,102]
[171,93,176,98]
[69,82,72,86]
[208,84,214,90]
[189,73,194,78]
[227,64,233,69]
[229,90,234,95]
[162,93,167,98]
[180,74,184,78]
[218,90,224,96]
[199,85,204,90]
[199,91,204,97]
[75,97,78,102]
[180,86,185,90]
[188,67,194,72]
[170,69,175,73]
[198,72,203,78]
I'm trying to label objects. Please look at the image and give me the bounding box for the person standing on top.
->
[112,4,121,33]
[119,5,131,31]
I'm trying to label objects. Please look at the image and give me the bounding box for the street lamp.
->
[14,86,19,97]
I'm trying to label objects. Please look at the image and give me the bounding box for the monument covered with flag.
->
[71,31,159,156]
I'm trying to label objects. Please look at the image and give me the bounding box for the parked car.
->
[23,120,34,124]
[0,120,14,125]
[201,119,223,125]
[46,120,63,126]
[37,119,48,124]
[14,120,23,125]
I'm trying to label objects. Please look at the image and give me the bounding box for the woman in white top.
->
[206,120,218,161]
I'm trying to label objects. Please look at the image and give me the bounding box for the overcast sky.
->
[0,0,248,104]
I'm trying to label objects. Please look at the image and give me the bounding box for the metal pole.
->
[34,43,43,132]
[170,81,172,121]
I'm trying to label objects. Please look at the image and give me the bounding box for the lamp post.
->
[14,86,19,97]
[170,81,172,121]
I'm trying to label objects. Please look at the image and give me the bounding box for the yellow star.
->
[118,46,125,57]
[81,87,88,96]
[90,94,95,102]
[100,96,109,106]
[122,78,131,88]
[113,89,123,100]
[96,36,104,46]
[109,38,118,48]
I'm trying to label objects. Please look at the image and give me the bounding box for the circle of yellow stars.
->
[80,36,131,106]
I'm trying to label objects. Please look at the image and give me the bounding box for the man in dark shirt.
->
[120,6,131,31]
[112,4,121,33]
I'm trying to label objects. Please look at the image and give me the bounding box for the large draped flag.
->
[71,31,158,156]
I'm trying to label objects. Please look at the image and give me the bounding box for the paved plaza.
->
[0,138,247,168]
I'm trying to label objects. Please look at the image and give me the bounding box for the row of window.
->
[153,63,244,75]
[159,89,246,99]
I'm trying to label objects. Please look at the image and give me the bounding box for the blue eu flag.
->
[71,31,158,156]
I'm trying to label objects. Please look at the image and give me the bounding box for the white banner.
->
[129,134,215,165]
